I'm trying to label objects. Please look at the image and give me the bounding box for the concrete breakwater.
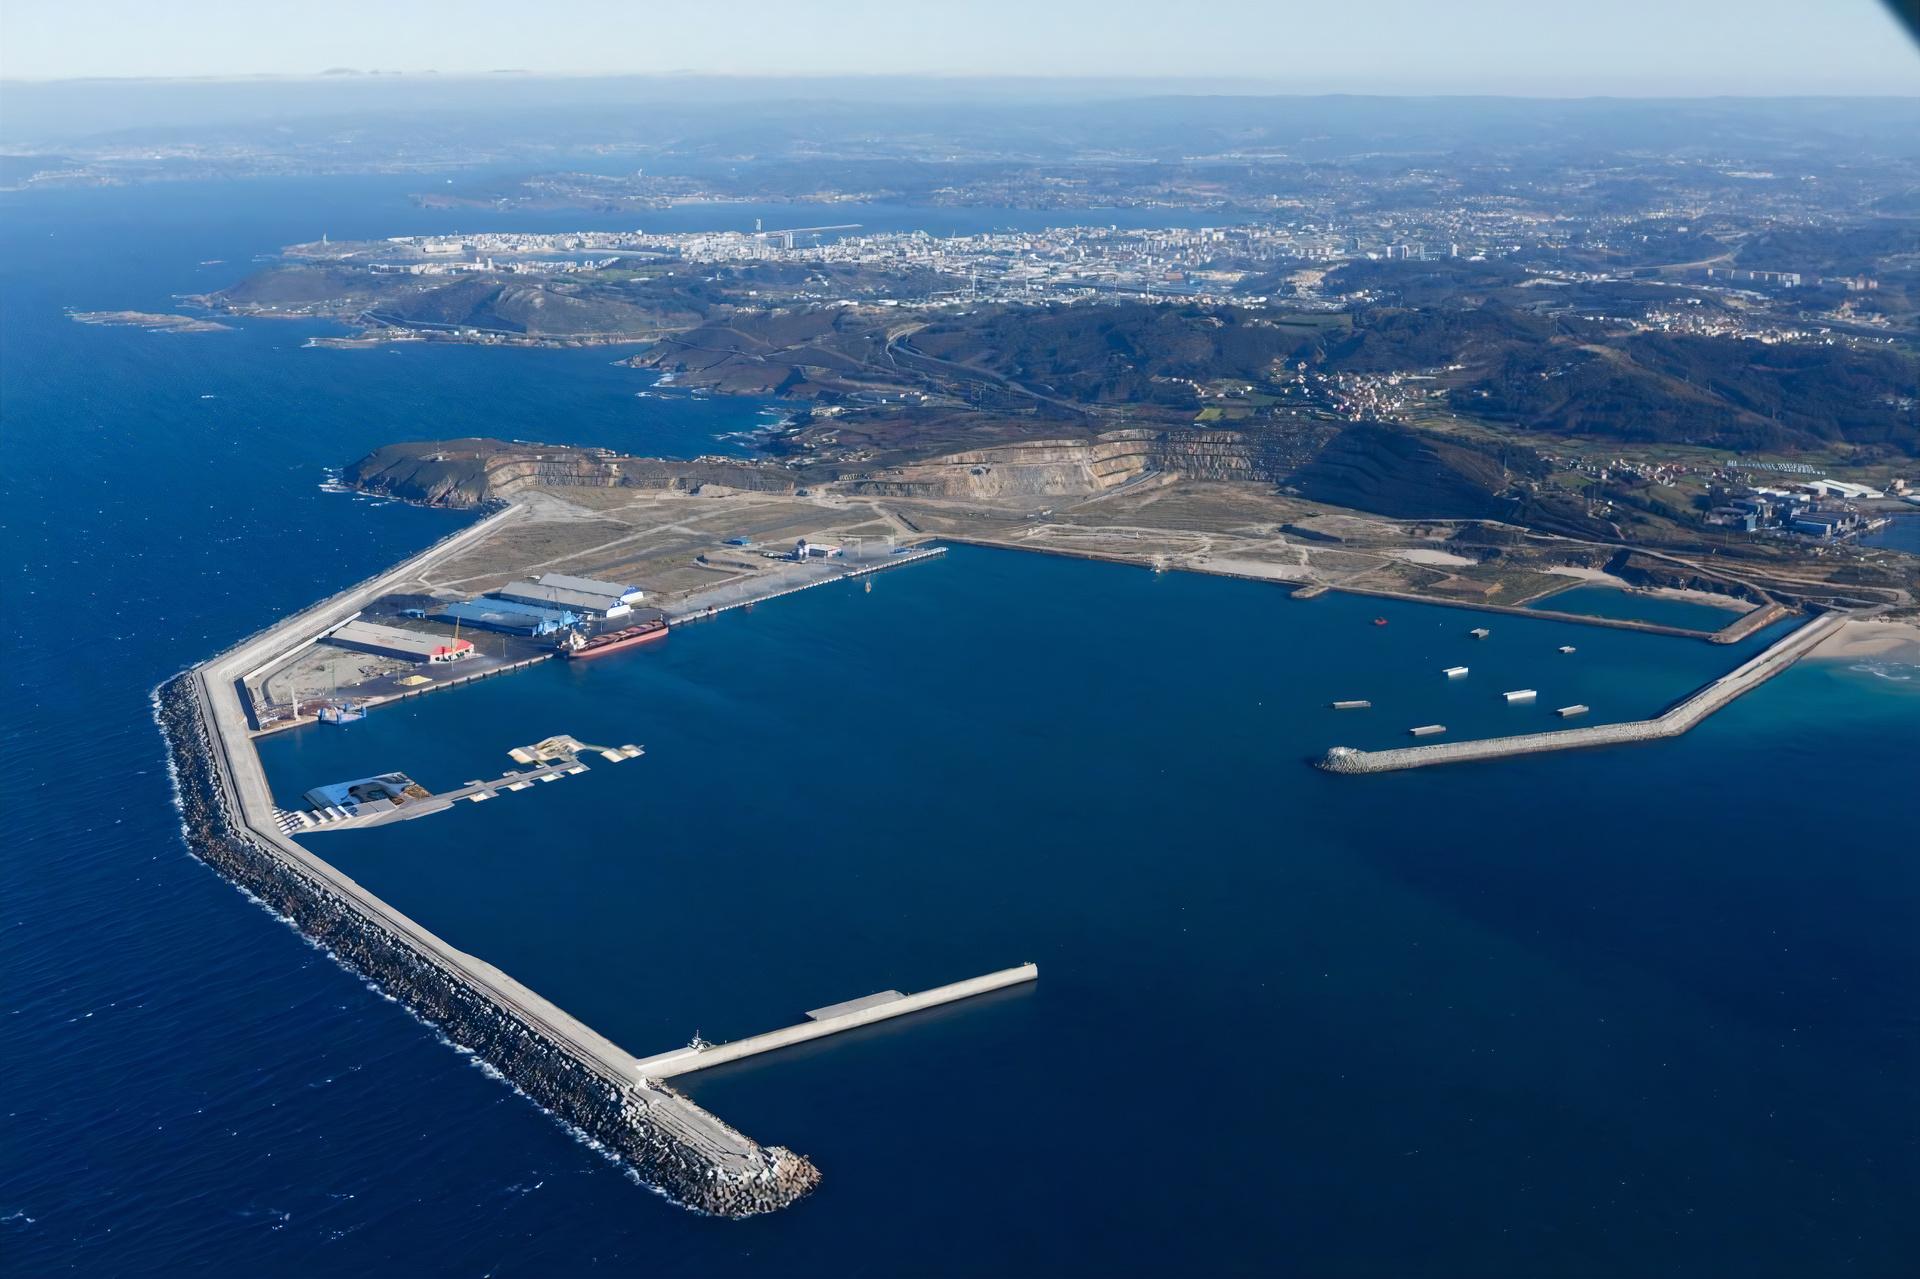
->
[157,675,821,1216]
[1318,612,1843,775]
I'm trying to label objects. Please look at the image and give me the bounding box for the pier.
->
[634,965,1039,1080]
[1319,612,1843,775]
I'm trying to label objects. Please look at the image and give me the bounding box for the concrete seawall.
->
[1318,612,1843,775]
[156,505,822,1216]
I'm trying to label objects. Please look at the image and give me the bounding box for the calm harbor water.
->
[4,179,1918,1277]
[1527,581,1750,632]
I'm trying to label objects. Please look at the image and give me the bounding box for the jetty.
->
[634,966,1038,1080]
[1319,612,1841,775]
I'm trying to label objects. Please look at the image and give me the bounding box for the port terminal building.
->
[533,572,645,606]
[328,619,475,663]
[493,580,632,619]
[438,598,579,636]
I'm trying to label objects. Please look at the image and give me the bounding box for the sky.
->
[1,0,1916,93]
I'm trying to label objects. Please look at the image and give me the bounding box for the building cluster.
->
[1706,480,1887,539]
[434,572,647,637]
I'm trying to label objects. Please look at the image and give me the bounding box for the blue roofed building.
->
[438,598,579,635]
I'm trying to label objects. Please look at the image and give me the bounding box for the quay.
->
[634,965,1039,1080]
[1319,612,1843,775]
[667,545,946,624]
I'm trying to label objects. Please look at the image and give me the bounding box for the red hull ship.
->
[559,619,669,659]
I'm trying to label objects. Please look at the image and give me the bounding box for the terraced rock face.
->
[345,439,799,507]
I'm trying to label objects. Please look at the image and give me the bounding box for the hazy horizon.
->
[3,0,1916,95]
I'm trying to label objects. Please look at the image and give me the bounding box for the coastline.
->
[1808,616,1920,665]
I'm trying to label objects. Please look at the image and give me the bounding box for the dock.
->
[285,735,643,834]
[1319,612,1842,775]
[633,965,1039,1080]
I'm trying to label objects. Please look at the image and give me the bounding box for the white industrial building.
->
[492,581,632,619]
[533,572,645,605]
[328,620,475,663]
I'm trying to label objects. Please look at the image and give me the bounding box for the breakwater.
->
[157,674,820,1216]
[154,501,826,1216]
[1318,612,1843,775]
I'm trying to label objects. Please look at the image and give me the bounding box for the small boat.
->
[317,701,367,725]
[1470,627,1491,639]
[1558,645,1576,654]
[1372,617,1389,626]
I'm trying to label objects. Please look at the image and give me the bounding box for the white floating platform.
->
[1409,724,1447,737]
[1331,700,1372,710]
[1443,666,1469,678]
[1503,689,1538,702]
[1557,704,1590,718]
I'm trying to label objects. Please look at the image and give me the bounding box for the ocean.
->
[3,179,1917,1277]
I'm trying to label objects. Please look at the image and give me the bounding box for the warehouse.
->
[534,572,645,605]
[328,619,475,663]
[492,580,631,619]
[439,599,578,636]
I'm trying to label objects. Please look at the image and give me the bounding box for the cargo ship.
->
[558,619,669,659]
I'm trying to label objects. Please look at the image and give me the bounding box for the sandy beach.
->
[1809,616,1920,664]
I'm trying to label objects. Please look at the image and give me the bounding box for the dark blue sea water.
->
[5,180,1919,1277]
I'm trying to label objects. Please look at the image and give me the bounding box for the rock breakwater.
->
[156,674,820,1217]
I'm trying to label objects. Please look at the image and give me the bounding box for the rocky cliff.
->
[345,439,800,507]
